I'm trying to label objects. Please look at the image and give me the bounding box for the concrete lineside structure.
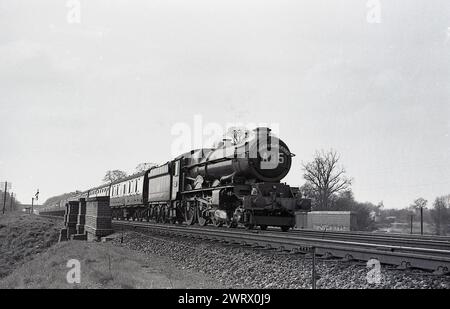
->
[85,196,113,240]
[295,211,357,231]
[76,198,86,235]
[66,200,79,237]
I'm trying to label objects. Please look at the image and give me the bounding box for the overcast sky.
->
[0,0,449,208]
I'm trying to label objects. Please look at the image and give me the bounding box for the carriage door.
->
[171,160,181,200]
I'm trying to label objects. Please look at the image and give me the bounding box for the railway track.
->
[111,219,450,274]
[162,222,450,251]
[289,228,450,241]
[39,214,450,274]
[267,229,450,251]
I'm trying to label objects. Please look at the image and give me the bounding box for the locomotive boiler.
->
[186,127,292,183]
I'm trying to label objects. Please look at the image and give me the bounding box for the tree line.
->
[300,149,450,234]
[42,163,156,207]
[102,163,157,183]
[379,196,450,235]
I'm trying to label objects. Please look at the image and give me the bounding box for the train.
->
[39,127,311,231]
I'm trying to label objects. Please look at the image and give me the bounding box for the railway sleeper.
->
[315,247,450,273]
[111,222,450,274]
[433,266,449,275]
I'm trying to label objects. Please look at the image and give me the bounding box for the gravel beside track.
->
[111,231,450,289]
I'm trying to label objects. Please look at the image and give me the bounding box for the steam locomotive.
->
[40,127,311,231]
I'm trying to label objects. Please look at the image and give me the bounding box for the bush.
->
[330,190,378,231]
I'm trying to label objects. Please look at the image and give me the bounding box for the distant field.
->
[377,222,436,235]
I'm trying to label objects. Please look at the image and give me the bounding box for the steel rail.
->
[262,229,450,251]
[111,220,450,274]
[161,222,450,251]
[289,228,450,242]
[40,213,449,251]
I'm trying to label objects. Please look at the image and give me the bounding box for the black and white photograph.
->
[0,0,449,295]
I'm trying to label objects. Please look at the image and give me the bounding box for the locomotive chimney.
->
[253,127,272,151]
[253,127,271,134]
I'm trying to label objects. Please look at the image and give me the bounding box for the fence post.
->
[311,246,316,289]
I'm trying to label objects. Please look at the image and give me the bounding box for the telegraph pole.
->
[410,214,413,234]
[311,247,316,289]
[31,197,34,215]
[2,181,7,215]
[420,207,424,235]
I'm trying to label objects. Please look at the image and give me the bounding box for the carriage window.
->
[135,180,138,192]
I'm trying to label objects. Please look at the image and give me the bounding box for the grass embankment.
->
[1,239,222,289]
[0,213,222,288]
[0,213,62,278]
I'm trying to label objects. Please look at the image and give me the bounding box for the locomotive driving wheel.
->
[212,216,223,227]
[245,223,255,230]
[280,226,290,232]
[225,219,237,228]
[197,202,209,227]
[149,205,156,221]
[175,202,184,224]
[155,205,162,223]
[153,206,160,222]
[198,216,207,226]
[184,202,196,225]
[162,204,170,223]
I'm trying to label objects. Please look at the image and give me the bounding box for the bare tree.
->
[410,197,427,211]
[103,170,127,183]
[135,162,157,173]
[302,149,352,210]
